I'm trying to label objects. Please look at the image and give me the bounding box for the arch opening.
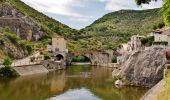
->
[56,54,64,61]
[71,55,91,65]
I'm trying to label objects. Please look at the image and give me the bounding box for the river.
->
[0,65,148,100]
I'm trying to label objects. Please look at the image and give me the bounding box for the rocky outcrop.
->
[114,47,167,88]
[0,3,46,41]
[0,33,28,59]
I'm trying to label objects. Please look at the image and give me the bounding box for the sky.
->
[21,0,163,30]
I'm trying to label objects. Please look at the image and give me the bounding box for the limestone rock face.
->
[0,3,46,41]
[119,47,166,88]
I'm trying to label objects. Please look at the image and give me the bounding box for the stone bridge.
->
[54,50,114,66]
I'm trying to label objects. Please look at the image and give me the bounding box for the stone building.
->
[51,35,67,53]
[148,28,170,46]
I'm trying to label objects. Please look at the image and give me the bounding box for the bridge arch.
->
[56,54,64,61]
[70,55,92,65]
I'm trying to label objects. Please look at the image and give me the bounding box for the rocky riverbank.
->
[113,47,167,88]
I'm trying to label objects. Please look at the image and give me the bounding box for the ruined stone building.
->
[51,34,67,52]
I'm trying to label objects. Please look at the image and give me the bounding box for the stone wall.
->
[67,50,114,66]
[13,65,49,76]
[42,60,66,71]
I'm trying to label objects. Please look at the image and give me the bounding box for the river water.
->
[0,65,148,100]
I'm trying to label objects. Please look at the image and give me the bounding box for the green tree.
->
[135,0,170,26]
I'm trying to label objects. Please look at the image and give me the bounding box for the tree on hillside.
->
[135,0,170,26]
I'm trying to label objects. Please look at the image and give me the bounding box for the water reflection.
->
[0,65,148,100]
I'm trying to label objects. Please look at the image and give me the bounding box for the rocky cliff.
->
[113,47,167,88]
[0,3,46,41]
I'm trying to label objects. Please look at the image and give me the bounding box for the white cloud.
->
[21,0,163,29]
[21,0,93,20]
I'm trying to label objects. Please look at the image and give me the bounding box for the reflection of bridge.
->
[54,50,114,66]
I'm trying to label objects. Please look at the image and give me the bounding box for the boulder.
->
[117,47,167,88]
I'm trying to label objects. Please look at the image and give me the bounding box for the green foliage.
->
[135,0,170,26]
[26,44,33,54]
[3,26,12,33]
[153,41,168,45]
[83,9,162,50]
[44,55,50,60]
[3,56,12,66]
[141,36,154,46]
[0,56,17,78]
[153,22,165,30]
[6,0,79,37]
[135,0,157,5]
[112,56,117,63]
[0,66,17,77]
[162,0,170,26]
[41,52,51,60]
[72,56,90,62]
[3,32,21,44]
[0,37,4,45]
[18,40,33,54]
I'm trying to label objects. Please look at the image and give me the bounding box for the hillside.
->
[84,8,163,35]
[3,0,79,38]
[78,9,163,50]
[0,0,81,58]
[0,0,165,54]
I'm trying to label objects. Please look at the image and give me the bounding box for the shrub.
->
[0,66,17,77]
[112,56,117,63]
[153,41,168,45]
[141,36,154,46]
[44,55,50,60]
[18,40,33,54]
[3,32,20,44]
[41,52,51,60]
[3,26,12,33]
[0,57,17,77]
[0,38,4,45]
[3,56,12,66]
[26,44,33,54]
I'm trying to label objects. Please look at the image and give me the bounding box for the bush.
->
[41,52,51,60]
[3,57,12,66]
[44,55,51,60]
[26,44,33,54]
[141,36,154,46]
[153,41,168,45]
[3,26,12,33]
[18,40,33,54]
[0,66,17,77]
[112,56,117,63]
[0,57,17,77]
[3,32,21,44]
